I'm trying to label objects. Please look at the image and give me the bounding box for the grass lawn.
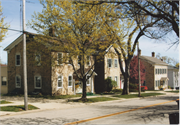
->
[0,100,12,104]
[113,93,165,98]
[2,94,81,99]
[165,90,179,93]
[68,97,119,103]
[0,104,39,112]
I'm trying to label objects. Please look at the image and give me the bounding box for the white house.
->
[168,65,179,90]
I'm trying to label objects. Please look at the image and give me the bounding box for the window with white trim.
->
[58,76,63,88]
[68,75,73,87]
[114,59,118,68]
[34,75,42,89]
[15,54,21,66]
[35,52,41,66]
[57,52,63,65]
[107,59,112,68]
[15,75,21,88]
[86,75,90,86]
[114,76,118,86]
[1,76,7,86]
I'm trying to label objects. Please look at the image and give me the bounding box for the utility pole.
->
[23,0,28,110]
[137,42,141,97]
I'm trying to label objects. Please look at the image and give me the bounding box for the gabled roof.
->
[140,56,169,66]
[168,65,179,70]
[4,32,35,52]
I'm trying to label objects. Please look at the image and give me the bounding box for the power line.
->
[0,27,23,33]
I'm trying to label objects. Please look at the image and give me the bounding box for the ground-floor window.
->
[15,75,21,88]
[68,75,73,87]
[114,76,118,86]
[58,76,63,88]
[1,76,7,86]
[34,75,42,89]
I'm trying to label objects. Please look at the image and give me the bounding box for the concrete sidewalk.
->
[0,91,178,117]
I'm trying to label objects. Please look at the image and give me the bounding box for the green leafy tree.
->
[28,0,117,100]
[0,1,9,42]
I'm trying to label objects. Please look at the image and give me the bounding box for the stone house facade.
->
[4,33,96,95]
[140,52,169,90]
[94,45,122,93]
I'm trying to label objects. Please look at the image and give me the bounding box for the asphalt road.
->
[0,94,179,125]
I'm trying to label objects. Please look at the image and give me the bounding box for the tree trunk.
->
[122,60,130,95]
[81,76,87,101]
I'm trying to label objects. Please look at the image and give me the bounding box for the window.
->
[163,69,164,74]
[35,52,41,66]
[58,76,63,88]
[86,56,90,66]
[115,76,118,86]
[160,69,162,74]
[68,75,73,87]
[156,69,158,74]
[57,53,63,65]
[15,54,20,66]
[78,56,81,66]
[34,75,41,89]
[1,76,7,86]
[165,69,166,74]
[107,59,112,68]
[114,59,118,68]
[158,69,160,74]
[15,75,21,88]
[66,53,72,64]
[156,81,158,87]
[86,75,90,86]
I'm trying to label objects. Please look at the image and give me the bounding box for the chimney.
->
[49,26,55,37]
[152,52,155,57]
[138,49,141,56]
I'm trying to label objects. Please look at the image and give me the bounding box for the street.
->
[0,94,179,124]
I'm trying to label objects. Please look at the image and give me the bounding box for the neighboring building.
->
[168,65,179,89]
[4,33,97,95]
[140,52,169,90]
[0,64,8,94]
[94,45,123,93]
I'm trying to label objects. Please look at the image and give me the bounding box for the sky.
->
[0,0,179,65]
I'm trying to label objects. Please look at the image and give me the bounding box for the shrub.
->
[104,78,117,92]
[111,89,123,93]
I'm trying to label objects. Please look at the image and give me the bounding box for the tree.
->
[78,0,179,95]
[0,1,9,42]
[175,63,179,68]
[28,1,117,100]
[130,56,145,85]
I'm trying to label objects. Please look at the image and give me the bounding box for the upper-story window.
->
[34,75,42,89]
[15,53,21,66]
[107,59,112,68]
[15,75,21,88]
[114,59,118,68]
[35,52,41,66]
[68,75,73,87]
[58,76,63,88]
[86,75,90,86]
[155,69,158,74]
[78,56,81,66]
[86,56,90,66]
[57,52,63,65]
[1,76,7,86]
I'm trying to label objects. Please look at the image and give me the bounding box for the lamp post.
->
[137,42,141,97]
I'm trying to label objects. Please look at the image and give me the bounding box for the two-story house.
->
[140,52,169,90]
[4,33,97,95]
[168,65,179,90]
[94,45,123,93]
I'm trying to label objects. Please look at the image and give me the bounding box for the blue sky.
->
[0,0,179,64]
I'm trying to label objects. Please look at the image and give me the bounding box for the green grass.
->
[165,90,179,93]
[68,97,118,103]
[2,94,81,99]
[113,93,165,98]
[0,100,12,104]
[0,104,39,112]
